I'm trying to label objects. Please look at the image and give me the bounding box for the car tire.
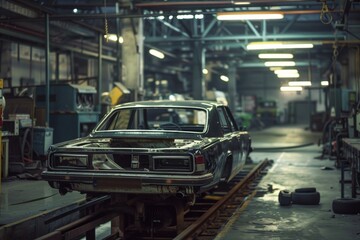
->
[278,190,292,206]
[292,191,320,205]
[332,198,360,214]
[294,187,317,193]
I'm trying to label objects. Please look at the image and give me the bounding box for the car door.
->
[217,106,242,177]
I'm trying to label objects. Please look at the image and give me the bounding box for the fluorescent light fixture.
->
[288,81,311,86]
[277,73,300,78]
[220,75,229,82]
[202,69,209,74]
[270,67,283,71]
[280,86,303,91]
[149,49,165,59]
[217,12,283,21]
[177,14,204,19]
[104,34,124,43]
[274,69,298,74]
[259,53,293,59]
[265,61,296,67]
[233,1,251,5]
[321,81,329,86]
[247,41,314,50]
[275,69,299,78]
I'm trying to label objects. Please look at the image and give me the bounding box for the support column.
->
[45,13,50,126]
[192,40,205,100]
[228,61,237,113]
[121,17,144,101]
[97,32,102,112]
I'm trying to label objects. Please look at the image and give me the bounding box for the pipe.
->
[135,0,316,8]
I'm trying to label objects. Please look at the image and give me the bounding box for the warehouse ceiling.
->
[0,0,360,92]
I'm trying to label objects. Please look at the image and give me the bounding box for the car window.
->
[224,107,238,131]
[100,109,132,130]
[217,107,231,133]
[217,106,238,133]
[97,107,207,133]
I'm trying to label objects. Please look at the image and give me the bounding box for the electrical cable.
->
[104,0,109,42]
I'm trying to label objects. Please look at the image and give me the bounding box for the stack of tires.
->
[278,188,360,214]
[278,187,320,206]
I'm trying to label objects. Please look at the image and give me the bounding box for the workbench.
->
[340,138,360,198]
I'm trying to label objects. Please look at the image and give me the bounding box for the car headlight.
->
[153,156,193,172]
[51,154,88,169]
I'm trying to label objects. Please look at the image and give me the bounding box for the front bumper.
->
[42,170,214,194]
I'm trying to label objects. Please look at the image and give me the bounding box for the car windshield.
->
[96,107,207,133]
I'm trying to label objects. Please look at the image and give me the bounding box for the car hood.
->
[50,133,219,152]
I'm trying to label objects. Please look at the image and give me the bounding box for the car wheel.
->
[332,198,360,214]
[278,190,292,206]
[292,191,320,205]
[294,187,317,193]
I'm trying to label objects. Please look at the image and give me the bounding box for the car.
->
[42,100,252,198]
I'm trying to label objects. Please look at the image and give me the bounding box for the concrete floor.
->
[0,179,84,225]
[0,125,359,239]
[217,125,360,240]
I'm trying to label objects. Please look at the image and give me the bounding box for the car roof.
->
[113,100,223,109]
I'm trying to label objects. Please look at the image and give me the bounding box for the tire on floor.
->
[278,190,292,206]
[332,198,360,214]
[294,187,316,193]
[292,191,320,205]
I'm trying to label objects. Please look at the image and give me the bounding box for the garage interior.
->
[0,0,360,239]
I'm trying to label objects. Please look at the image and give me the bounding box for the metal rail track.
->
[175,159,269,240]
[46,159,269,240]
[0,159,270,240]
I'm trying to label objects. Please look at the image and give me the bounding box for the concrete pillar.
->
[228,61,237,113]
[97,33,102,112]
[192,40,205,100]
[348,47,358,92]
[45,13,50,126]
[121,17,144,101]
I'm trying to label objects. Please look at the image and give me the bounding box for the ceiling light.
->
[270,67,283,71]
[258,53,293,59]
[247,41,314,50]
[104,34,123,43]
[217,12,283,21]
[149,49,165,59]
[280,86,303,92]
[274,69,298,74]
[265,61,296,67]
[177,14,204,19]
[233,1,251,5]
[321,81,329,86]
[220,75,229,82]
[288,81,311,86]
[275,69,299,78]
[277,73,300,78]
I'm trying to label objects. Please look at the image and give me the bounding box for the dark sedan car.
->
[42,100,252,197]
